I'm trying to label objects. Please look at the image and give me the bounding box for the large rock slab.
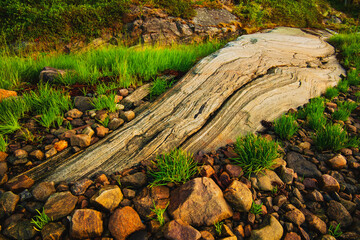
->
[11,27,344,183]
[168,177,233,226]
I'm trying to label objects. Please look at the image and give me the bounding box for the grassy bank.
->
[0,41,223,90]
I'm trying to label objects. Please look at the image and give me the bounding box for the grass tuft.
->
[328,223,343,238]
[313,123,348,151]
[150,78,172,100]
[250,202,263,215]
[91,94,118,112]
[332,101,358,121]
[149,148,198,187]
[325,87,339,100]
[150,201,169,227]
[30,208,51,231]
[0,135,8,152]
[232,134,279,175]
[337,80,349,93]
[274,113,299,140]
[214,221,223,236]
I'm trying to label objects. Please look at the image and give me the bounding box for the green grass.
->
[148,148,198,186]
[0,135,8,152]
[30,208,52,231]
[328,223,343,238]
[332,100,358,121]
[214,221,223,236]
[0,113,22,135]
[232,134,280,175]
[329,33,360,69]
[150,201,169,227]
[36,109,60,129]
[307,111,327,130]
[297,97,325,119]
[347,69,360,86]
[91,94,118,112]
[337,80,349,93]
[150,78,173,100]
[0,41,223,90]
[274,113,299,140]
[250,202,263,215]
[325,86,339,99]
[313,123,350,151]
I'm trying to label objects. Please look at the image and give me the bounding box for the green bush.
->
[274,113,299,140]
[149,148,198,186]
[232,133,279,175]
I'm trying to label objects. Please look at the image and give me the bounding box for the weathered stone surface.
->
[120,172,147,188]
[15,27,344,183]
[321,174,340,192]
[90,185,123,211]
[65,109,83,119]
[3,220,36,240]
[96,126,109,138]
[70,134,91,147]
[54,140,68,152]
[120,110,135,122]
[74,96,94,112]
[45,148,57,159]
[193,8,237,26]
[108,118,124,130]
[41,222,66,240]
[32,181,56,201]
[0,191,19,218]
[6,175,34,191]
[70,209,103,239]
[249,215,283,240]
[306,213,327,234]
[0,89,17,102]
[327,200,353,227]
[327,154,347,169]
[286,152,321,178]
[164,219,201,240]
[168,177,233,226]
[224,180,253,212]
[44,191,78,220]
[71,178,93,196]
[284,209,305,226]
[108,206,146,240]
[251,169,283,191]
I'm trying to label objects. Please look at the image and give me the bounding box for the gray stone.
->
[286,152,321,178]
[193,8,237,27]
[121,172,147,188]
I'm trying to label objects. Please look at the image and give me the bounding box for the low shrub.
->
[148,148,198,186]
[232,133,279,175]
[274,113,299,140]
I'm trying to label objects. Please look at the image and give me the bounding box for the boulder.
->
[168,177,233,226]
[44,191,78,220]
[223,180,253,212]
[249,215,283,240]
[70,209,103,239]
[108,206,146,240]
[164,219,201,240]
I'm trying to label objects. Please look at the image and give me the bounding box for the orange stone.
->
[54,140,68,152]
[0,89,17,102]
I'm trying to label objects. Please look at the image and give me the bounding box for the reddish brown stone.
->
[320,174,340,192]
[6,175,35,191]
[284,232,301,240]
[70,209,103,239]
[200,165,215,177]
[164,219,201,240]
[0,152,8,162]
[151,185,170,200]
[108,206,145,240]
[0,89,17,102]
[44,191,78,220]
[54,140,68,152]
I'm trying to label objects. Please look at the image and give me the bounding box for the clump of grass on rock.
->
[274,113,299,140]
[232,133,280,176]
[148,148,198,187]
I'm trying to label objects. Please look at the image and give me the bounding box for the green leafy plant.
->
[214,221,223,236]
[347,69,360,86]
[30,208,52,231]
[150,201,169,226]
[250,202,263,215]
[328,223,342,238]
[313,123,348,151]
[36,109,59,129]
[0,134,8,152]
[232,134,279,175]
[274,113,299,140]
[149,148,198,186]
[271,185,278,195]
[325,87,339,99]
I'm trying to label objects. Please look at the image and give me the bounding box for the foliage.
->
[232,0,325,28]
[150,201,169,226]
[347,69,360,86]
[337,80,349,93]
[297,97,325,119]
[325,86,339,99]
[313,123,349,151]
[97,116,110,127]
[0,113,22,135]
[329,33,360,69]
[91,94,118,112]
[148,148,198,186]
[36,109,59,129]
[232,134,279,175]
[250,202,263,215]
[0,135,8,152]
[214,221,223,236]
[30,208,51,231]
[274,113,299,140]
[150,78,172,99]
[328,223,343,238]
[307,111,327,130]
[332,100,358,121]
